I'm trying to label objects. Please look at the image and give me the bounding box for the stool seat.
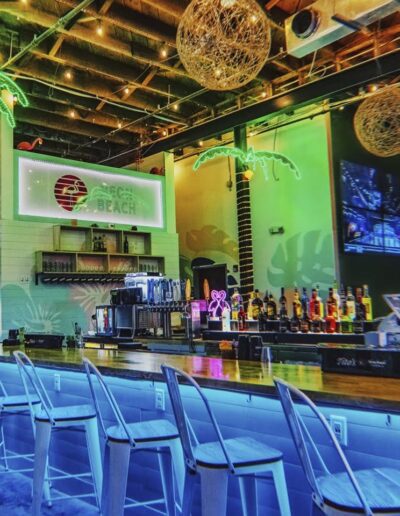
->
[0,394,41,409]
[194,436,283,469]
[35,404,97,423]
[319,467,400,513]
[107,418,179,444]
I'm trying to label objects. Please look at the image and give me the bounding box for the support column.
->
[234,125,254,302]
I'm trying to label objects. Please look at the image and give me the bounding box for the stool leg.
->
[158,448,175,515]
[238,475,258,516]
[198,466,229,516]
[169,438,185,503]
[181,469,197,516]
[84,417,103,508]
[0,417,9,471]
[32,421,52,516]
[101,443,110,514]
[106,441,131,516]
[270,461,291,516]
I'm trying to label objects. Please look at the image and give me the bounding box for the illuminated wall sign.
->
[18,155,164,228]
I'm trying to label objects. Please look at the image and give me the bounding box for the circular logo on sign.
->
[54,175,88,212]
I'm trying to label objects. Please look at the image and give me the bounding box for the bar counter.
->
[1,346,400,412]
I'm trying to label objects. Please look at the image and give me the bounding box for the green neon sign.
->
[0,72,29,128]
[193,146,301,181]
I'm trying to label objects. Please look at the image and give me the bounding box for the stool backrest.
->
[161,364,235,473]
[274,377,373,516]
[13,350,54,424]
[83,357,135,446]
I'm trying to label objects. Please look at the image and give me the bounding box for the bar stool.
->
[83,357,185,516]
[274,377,400,515]
[13,351,103,516]
[0,378,43,474]
[161,364,291,516]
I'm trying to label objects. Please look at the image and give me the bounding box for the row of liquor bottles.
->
[228,283,373,334]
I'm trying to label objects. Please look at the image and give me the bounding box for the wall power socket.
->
[330,415,348,446]
[155,388,165,411]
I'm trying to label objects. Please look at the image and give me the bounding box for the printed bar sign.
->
[18,155,164,228]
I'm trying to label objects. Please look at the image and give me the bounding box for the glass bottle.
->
[123,235,129,254]
[353,287,366,334]
[263,290,269,313]
[346,286,356,321]
[238,304,247,331]
[231,288,241,321]
[290,302,301,332]
[252,289,263,319]
[266,293,277,320]
[316,284,324,319]
[247,291,255,320]
[278,288,289,332]
[325,303,337,333]
[310,288,322,333]
[362,284,373,321]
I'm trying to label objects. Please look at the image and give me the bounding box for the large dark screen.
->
[341,160,400,255]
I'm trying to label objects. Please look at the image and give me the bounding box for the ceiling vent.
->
[285,0,400,58]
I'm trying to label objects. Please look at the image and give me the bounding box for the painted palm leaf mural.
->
[0,72,29,128]
[193,146,300,181]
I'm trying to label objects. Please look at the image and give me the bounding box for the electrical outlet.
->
[330,415,347,446]
[155,388,165,411]
[54,373,61,392]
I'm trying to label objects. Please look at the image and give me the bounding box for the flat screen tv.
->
[340,160,400,255]
[193,263,228,300]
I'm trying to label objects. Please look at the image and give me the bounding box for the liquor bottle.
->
[221,305,231,332]
[266,293,277,320]
[263,290,269,312]
[231,288,241,321]
[238,304,247,331]
[293,288,302,319]
[310,288,322,333]
[362,284,373,321]
[300,306,311,333]
[326,288,339,321]
[332,280,341,316]
[290,302,301,332]
[278,288,289,332]
[340,296,353,334]
[353,288,366,334]
[316,285,324,319]
[93,236,98,252]
[339,284,347,319]
[252,289,263,319]
[123,235,129,254]
[301,288,309,317]
[247,291,255,320]
[325,303,337,333]
[258,308,267,332]
[346,286,356,321]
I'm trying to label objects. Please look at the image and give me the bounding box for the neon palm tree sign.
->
[193,146,301,181]
[0,72,29,128]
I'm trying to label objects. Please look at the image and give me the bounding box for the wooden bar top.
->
[1,346,400,412]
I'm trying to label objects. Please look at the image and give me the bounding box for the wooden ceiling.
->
[0,0,398,163]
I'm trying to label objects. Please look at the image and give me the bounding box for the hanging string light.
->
[177,0,271,91]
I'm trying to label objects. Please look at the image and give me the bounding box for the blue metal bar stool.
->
[0,378,42,473]
[13,351,103,516]
[274,377,400,515]
[161,364,291,516]
[83,357,185,516]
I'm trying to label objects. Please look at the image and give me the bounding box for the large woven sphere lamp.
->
[354,86,400,157]
[177,0,271,91]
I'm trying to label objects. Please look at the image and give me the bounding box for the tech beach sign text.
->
[17,154,164,228]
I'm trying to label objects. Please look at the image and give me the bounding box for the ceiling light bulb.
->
[96,22,104,36]
[199,140,204,147]
[221,0,236,7]
[13,95,18,104]
[124,87,130,95]
[250,14,258,23]
[243,168,254,181]
[249,130,255,137]
[215,69,222,78]
[69,109,76,118]
[173,103,179,111]
[117,122,122,129]
[162,130,168,136]
[160,48,168,58]
[261,91,267,98]
[65,71,72,80]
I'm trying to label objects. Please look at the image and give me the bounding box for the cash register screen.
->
[383,294,400,319]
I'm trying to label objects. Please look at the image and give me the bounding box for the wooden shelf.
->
[36,225,165,281]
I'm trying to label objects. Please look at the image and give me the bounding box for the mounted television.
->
[193,263,228,300]
[340,160,400,256]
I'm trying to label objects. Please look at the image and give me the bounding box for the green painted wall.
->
[175,114,336,300]
[249,114,336,299]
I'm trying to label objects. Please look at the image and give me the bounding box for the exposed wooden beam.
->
[137,0,186,21]
[265,0,282,11]
[1,7,191,79]
[57,0,177,46]
[15,108,134,145]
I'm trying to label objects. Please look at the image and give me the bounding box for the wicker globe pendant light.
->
[176,0,271,91]
[354,86,400,158]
